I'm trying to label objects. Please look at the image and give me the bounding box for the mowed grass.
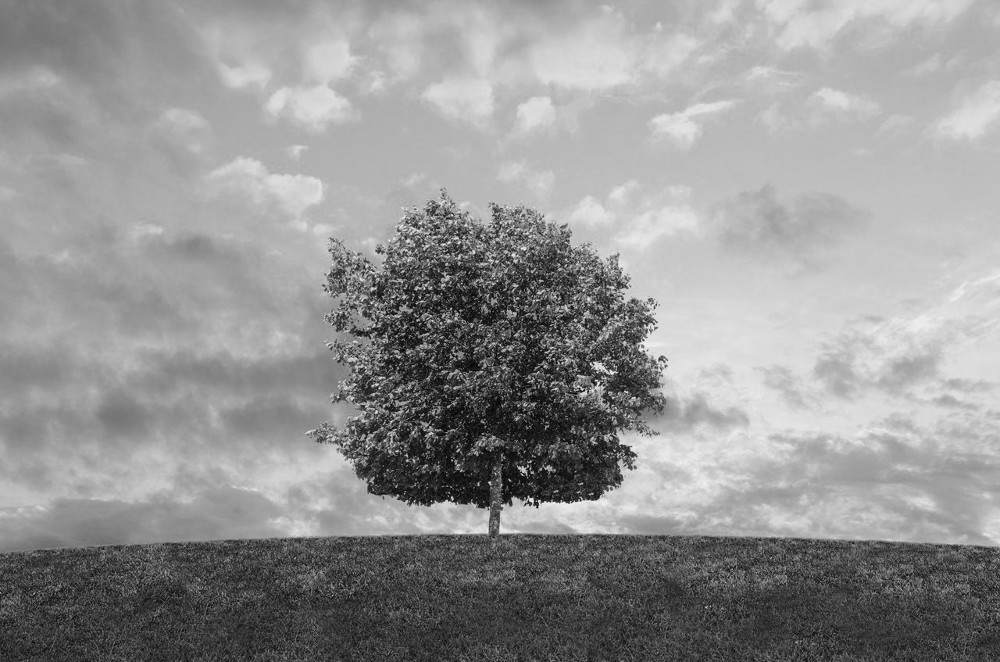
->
[2,534,999,661]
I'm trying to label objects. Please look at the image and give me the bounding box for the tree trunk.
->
[488,451,503,541]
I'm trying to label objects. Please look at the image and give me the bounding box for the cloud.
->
[807,87,881,121]
[741,65,805,94]
[421,77,494,127]
[757,0,977,51]
[637,30,699,78]
[659,393,750,432]
[813,328,942,399]
[301,37,356,84]
[497,160,555,197]
[264,85,355,131]
[758,87,880,134]
[529,8,634,91]
[206,156,324,221]
[743,420,1000,545]
[511,96,556,137]
[198,12,360,130]
[149,108,214,171]
[569,181,700,249]
[934,80,1000,142]
[569,196,615,227]
[755,365,816,409]
[812,271,1000,398]
[877,113,917,137]
[0,1,208,160]
[259,36,359,131]
[615,203,700,250]
[709,184,869,271]
[613,402,1000,544]
[286,144,308,161]
[649,100,738,150]
[202,22,273,90]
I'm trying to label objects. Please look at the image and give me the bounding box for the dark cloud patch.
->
[127,347,346,402]
[877,353,941,393]
[710,184,869,272]
[755,364,814,409]
[930,394,978,410]
[220,395,330,441]
[700,423,1000,545]
[0,229,190,342]
[941,378,995,393]
[0,1,208,99]
[812,323,944,400]
[813,351,860,398]
[0,0,211,157]
[0,1,127,84]
[96,391,151,440]
[0,486,286,552]
[658,393,749,432]
[695,363,734,388]
[0,342,74,394]
[0,290,345,497]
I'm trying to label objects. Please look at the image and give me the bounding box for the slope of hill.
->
[1,534,998,661]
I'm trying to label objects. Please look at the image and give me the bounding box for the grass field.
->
[2,533,999,661]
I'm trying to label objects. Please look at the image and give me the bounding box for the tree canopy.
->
[309,192,667,536]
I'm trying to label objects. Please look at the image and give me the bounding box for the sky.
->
[2,0,1000,553]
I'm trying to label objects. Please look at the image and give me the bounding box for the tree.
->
[309,191,668,541]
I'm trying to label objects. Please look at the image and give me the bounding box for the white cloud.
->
[201,25,272,90]
[569,196,614,226]
[201,23,357,130]
[302,39,355,84]
[814,270,1000,398]
[742,65,804,94]
[151,108,213,158]
[757,0,977,51]
[905,54,943,77]
[421,77,495,127]
[569,182,700,248]
[367,12,425,83]
[512,96,556,136]
[608,181,641,206]
[617,202,700,250]
[708,0,741,24]
[529,8,635,90]
[807,87,881,121]
[878,114,916,136]
[265,85,355,131]
[0,67,61,95]
[218,61,272,90]
[637,30,699,78]
[649,100,738,150]
[934,81,1000,142]
[497,161,555,197]
[758,88,880,134]
[206,157,324,220]
[158,108,208,131]
[286,145,308,161]
[756,103,792,133]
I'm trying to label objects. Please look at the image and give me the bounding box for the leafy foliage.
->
[309,191,668,510]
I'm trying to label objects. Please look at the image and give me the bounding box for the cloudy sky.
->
[2,0,1000,553]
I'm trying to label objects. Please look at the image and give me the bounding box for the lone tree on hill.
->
[309,191,668,540]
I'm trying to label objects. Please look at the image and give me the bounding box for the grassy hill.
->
[1,533,999,661]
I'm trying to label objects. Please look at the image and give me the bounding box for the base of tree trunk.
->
[488,452,503,540]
